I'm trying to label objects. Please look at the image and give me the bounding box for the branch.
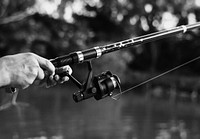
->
[0,9,35,25]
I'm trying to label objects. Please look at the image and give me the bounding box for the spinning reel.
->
[68,61,121,102]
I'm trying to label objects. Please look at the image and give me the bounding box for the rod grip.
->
[51,54,73,67]
[50,54,74,80]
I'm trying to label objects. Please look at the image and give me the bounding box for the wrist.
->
[0,56,11,87]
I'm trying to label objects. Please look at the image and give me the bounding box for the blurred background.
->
[1,0,200,139]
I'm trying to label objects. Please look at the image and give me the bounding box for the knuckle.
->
[25,52,37,62]
[46,60,54,71]
[45,59,50,66]
[25,52,35,57]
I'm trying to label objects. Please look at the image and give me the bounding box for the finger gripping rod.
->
[51,22,200,67]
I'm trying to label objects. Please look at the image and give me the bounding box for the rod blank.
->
[52,22,200,67]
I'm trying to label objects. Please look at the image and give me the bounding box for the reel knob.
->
[73,91,84,102]
[73,87,97,102]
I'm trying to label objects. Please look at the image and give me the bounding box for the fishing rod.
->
[51,22,200,102]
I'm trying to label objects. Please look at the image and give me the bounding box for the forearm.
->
[0,56,10,88]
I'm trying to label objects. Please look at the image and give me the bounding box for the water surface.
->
[0,86,200,139]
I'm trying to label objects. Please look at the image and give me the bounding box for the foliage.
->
[0,0,200,76]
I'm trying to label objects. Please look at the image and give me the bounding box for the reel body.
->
[71,61,121,102]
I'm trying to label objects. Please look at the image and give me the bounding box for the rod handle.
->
[51,54,73,67]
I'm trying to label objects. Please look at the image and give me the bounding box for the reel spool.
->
[93,71,121,100]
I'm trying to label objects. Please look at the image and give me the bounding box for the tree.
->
[0,0,200,75]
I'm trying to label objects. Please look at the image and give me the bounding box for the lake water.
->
[0,86,200,139]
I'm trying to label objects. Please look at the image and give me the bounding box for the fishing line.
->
[112,55,200,99]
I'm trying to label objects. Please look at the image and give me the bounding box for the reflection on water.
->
[0,86,200,139]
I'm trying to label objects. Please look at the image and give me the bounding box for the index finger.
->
[35,55,55,75]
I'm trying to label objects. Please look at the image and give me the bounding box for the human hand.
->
[0,53,72,89]
[36,65,72,88]
[0,53,55,89]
